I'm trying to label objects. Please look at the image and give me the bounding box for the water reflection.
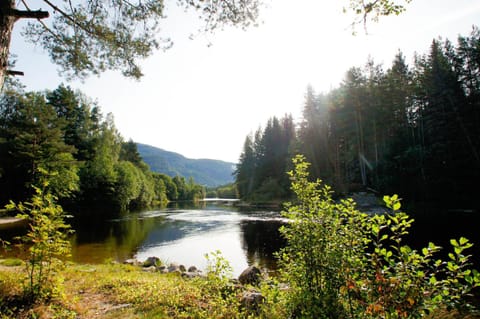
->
[70,213,163,263]
[240,220,286,271]
[134,207,285,276]
[4,201,480,277]
[66,203,286,276]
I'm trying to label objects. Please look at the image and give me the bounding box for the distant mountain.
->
[137,143,235,187]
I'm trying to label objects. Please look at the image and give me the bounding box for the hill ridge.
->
[136,143,235,187]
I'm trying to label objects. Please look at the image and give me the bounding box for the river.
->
[2,200,480,277]
[69,201,287,277]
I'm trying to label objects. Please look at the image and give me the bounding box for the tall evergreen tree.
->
[0,90,78,203]
[235,135,256,199]
[47,84,100,162]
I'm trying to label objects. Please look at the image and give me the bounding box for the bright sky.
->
[9,0,480,163]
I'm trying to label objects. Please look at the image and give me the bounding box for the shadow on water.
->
[240,220,286,271]
[407,207,480,268]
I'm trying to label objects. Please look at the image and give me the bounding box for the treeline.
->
[0,84,205,214]
[205,183,238,198]
[235,114,296,201]
[236,27,480,208]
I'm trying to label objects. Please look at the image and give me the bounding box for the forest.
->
[0,84,205,214]
[235,26,480,209]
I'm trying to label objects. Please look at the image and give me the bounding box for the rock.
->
[238,266,261,286]
[105,303,131,313]
[142,266,157,272]
[143,256,160,267]
[123,259,139,266]
[167,263,180,272]
[179,264,186,273]
[187,266,198,273]
[240,291,265,311]
[160,267,169,274]
[182,271,200,279]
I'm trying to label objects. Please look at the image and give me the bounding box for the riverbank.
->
[0,259,278,319]
[1,259,479,319]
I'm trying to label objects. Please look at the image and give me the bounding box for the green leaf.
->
[393,202,401,211]
[383,195,390,204]
[450,239,459,247]
[454,247,462,255]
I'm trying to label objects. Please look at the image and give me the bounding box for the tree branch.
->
[42,0,77,25]
[6,70,24,76]
[1,8,49,20]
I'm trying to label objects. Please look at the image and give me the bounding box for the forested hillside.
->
[235,27,480,209]
[137,143,235,187]
[0,84,205,214]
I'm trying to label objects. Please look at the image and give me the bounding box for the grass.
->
[0,262,279,319]
[0,261,479,319]
[0,258,22,267]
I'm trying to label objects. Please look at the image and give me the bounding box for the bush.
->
[6,183,72,302]
[277,155,480,318]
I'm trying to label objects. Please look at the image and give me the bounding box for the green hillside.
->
[137,143,235,187]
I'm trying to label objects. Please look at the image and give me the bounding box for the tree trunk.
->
[0,0,16,90]
[0,1,49,90]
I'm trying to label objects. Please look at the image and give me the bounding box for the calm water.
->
[70,202,287,276]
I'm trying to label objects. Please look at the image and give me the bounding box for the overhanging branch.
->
[1,8,49,20]
[6,70,24,76]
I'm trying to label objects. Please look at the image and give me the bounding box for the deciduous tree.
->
[0,0,262,88]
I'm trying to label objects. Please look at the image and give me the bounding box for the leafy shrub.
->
[6,183,72,302]
[277,155,480,318]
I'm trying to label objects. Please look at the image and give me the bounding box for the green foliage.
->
[346,0,413,32]
[235,115,296,201]
[278,154,363,317]
[12,0,260,82]
[278,155,480,318]
[205,250,233,282]
[1,85,197,214]
[215,183,238,199]
[0,89,78,203]
[0,258,22,267]
[6,182,72,302]
[172,175,206,202]
[114,161,142,211]
[246,27,480,209]
[153,172,177,202]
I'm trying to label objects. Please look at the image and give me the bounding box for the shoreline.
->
[0,217,26,228]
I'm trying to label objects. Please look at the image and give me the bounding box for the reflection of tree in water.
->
[240,220,286,270]
[70,213,164,263]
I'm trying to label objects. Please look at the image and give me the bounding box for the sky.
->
[9,0,480,163]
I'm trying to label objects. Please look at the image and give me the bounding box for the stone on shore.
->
[240,291,265,311]
[238,266,261,286]
[143,256,161,267]
[123,258,139,266]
